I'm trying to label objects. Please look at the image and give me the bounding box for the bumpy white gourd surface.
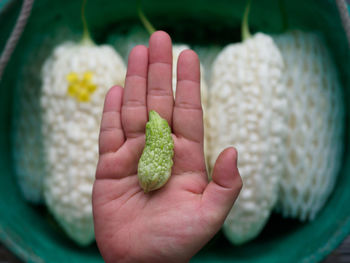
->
[13,50,47,204]
[41,41,126,245]
[12,31,74,204]
[273,31,344,221]
[208,33,287,245]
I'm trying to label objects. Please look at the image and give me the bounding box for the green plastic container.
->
[0,0,349,262]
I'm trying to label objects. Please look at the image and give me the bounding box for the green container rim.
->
[0,0,349,263]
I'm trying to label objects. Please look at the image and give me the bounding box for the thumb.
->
[201,147,242,226]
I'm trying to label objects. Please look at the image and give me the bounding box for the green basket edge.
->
[0,0,11,12]
[0,225,45,263]
[302,214,350,263]
[0,1,349,263]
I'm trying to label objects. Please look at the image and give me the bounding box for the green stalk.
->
[81,0,94,45]
[242,0,252,41]
[138,1,156,35]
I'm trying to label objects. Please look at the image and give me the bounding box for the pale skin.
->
[92,31,242,263]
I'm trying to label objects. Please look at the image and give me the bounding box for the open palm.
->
[92,31,242,263]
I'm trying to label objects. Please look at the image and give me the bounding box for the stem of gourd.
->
[81,0,94,45]
[242,0,252,41]
[138,1,156,36]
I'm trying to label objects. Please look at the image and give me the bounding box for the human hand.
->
[92,31,242,263]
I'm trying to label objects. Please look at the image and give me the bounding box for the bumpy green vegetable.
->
[138,111,174,193]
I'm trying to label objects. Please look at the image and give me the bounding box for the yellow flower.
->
[66,71,97,102]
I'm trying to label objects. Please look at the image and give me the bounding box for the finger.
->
[173,49,203,143]
[147,31,173,124]
[96,137,145,179]
[122,45,148,139]
[201,148,242,226]
[99,86,125,155]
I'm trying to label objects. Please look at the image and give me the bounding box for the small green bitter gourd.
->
[138,110,174,193]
